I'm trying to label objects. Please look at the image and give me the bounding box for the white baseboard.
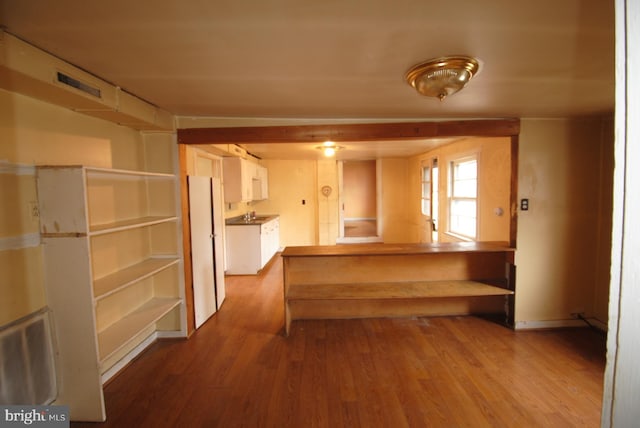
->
[101,332,158,384]
[100,330,188,384]
[515,317,608,332]
[157,330,187,339]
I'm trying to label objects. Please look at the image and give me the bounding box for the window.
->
[421,163,431,216]
[449,156,477,239]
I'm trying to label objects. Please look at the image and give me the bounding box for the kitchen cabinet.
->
[223,157,268,202]
[253,164,269,200]
[36,166,185,421]
[225,216,279,274]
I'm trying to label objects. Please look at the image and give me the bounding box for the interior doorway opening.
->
[337,159,382,243]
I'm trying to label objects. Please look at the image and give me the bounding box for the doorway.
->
[337,160,382,243]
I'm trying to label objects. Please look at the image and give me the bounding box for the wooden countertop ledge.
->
[281,241,515,257]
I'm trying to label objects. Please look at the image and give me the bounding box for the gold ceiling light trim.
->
[405,55,480,101]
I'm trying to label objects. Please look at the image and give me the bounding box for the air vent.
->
[56,72,101,99]
[0,308,57,405]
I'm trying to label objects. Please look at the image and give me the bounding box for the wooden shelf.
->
[287,280,513,300]
[93,257,179,301]
[282,242,516,335]
[37,160,184,421]
[97,297,181,363]
[281,241,515,257]
[89,215,177,235]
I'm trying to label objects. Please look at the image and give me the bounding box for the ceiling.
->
[0,0,615,159]
[241,137,464,161]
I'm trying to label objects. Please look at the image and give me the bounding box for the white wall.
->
[602,0,640,424]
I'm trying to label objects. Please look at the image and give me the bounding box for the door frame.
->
[188,175,217,329]
[337,159,383,244]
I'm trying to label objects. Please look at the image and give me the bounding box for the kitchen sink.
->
[226,214,278,225]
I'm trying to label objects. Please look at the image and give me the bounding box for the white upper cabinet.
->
[254,164,269,200]
[223,157,269,203]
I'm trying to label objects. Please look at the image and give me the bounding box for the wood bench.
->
[282,242,515,336]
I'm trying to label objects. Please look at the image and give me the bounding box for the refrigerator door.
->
[188,176,217,328]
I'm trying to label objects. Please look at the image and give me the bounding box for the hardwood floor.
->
[73,254,606,427]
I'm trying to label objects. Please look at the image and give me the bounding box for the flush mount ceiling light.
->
[405,55,480,101]
[316,141,343,157]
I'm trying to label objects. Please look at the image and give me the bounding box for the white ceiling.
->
[0,0,615,159]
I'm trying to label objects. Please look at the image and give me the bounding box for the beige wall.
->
[4,86,612,329]
[317,160,339,245]
[246,119,613,328]
[380,158,412,243]
[343,160,376,218]
[236,157,412,246]
[0,88,152,326]
[594,117,614,324]
[516,117,613,325]
[253,159,319,246]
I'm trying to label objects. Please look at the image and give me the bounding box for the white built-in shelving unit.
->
[37,165,185,422]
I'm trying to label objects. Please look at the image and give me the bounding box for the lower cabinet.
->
[226,217,280,274]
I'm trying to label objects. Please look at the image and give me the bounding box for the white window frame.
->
[448,155,478,240]
[420,161,431,217]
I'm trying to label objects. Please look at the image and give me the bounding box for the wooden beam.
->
[177,119,520,145]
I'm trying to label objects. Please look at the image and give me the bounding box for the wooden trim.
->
[177,119,520,145]
[507,262,516,327]
[510,135,519,248]
[178,144,195,335]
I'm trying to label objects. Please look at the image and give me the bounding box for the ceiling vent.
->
[56,71,102,99]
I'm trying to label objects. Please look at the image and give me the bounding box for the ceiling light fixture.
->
[316,141,343,157]
[405,55,480,101]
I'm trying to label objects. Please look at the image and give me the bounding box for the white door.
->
[211,177,226,308]
[188,176,217,329]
